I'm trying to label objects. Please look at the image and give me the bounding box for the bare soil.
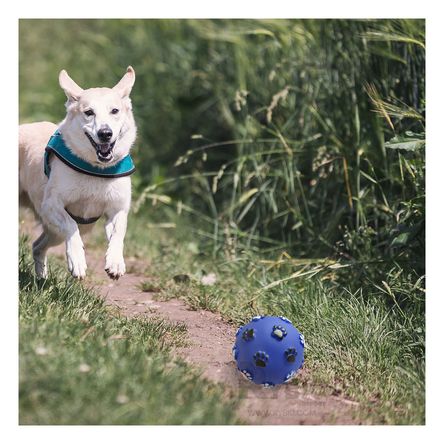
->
[21,213,360,425]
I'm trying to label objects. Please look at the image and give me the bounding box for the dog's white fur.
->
[19,67,137,280]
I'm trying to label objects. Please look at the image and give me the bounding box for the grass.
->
[19,236,240,425]
[109,210,425,425]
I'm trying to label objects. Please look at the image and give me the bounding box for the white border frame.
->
[2,1,441,442]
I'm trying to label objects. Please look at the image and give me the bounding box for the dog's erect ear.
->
[59,70,84,102]
[113,66,135,98]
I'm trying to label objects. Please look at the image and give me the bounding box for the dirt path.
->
[21,213,360,425]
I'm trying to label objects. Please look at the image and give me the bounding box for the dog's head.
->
[58,67,137,166]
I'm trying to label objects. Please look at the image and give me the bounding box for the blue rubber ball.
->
[232,315,305,387]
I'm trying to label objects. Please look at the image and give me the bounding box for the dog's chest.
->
[61,174,131,219]
[65,200,107,220]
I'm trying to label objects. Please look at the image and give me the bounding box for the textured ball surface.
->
[232,315,304,387]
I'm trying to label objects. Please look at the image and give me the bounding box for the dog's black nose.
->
[97,126,113,143]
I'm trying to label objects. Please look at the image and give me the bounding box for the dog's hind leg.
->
[32,229,63,279]
[40,194,88,279]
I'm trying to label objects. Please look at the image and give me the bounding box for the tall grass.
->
[131,20,425,301]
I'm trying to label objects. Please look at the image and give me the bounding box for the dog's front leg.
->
[104,209,128,280]
[41,196,87,279]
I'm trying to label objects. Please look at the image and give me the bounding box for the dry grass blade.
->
[363,31,425,50]
[365,83,395,131]
[260,265,324,291]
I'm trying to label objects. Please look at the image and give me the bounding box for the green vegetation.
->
[20,19,425,424]
[19,238,239,425]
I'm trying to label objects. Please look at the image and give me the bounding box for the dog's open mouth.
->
[85,132,116,163]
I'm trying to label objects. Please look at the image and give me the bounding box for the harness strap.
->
[44,131,136,179]
[65,208,102,225]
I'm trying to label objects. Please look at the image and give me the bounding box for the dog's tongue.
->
[98,143,111,154]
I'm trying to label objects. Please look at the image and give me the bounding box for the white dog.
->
[19,67,137,280]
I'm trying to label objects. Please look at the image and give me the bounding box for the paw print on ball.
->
[285,347,297,363]
[253,351,269,367]
[242,328,255,341]
[271,325,287,340]
[232,345,239,360]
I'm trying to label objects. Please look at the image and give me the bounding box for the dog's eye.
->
[111,108,119,115]
[84,109,95,117]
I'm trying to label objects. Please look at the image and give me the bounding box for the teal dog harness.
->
[44,130,135,224]
[44,131,136,179]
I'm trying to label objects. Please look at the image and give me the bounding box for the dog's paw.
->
[33,251,48,279]
[66,241,87,279]
[67,256,87,279]
[34,258,48,279]
[105,254,126,280]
